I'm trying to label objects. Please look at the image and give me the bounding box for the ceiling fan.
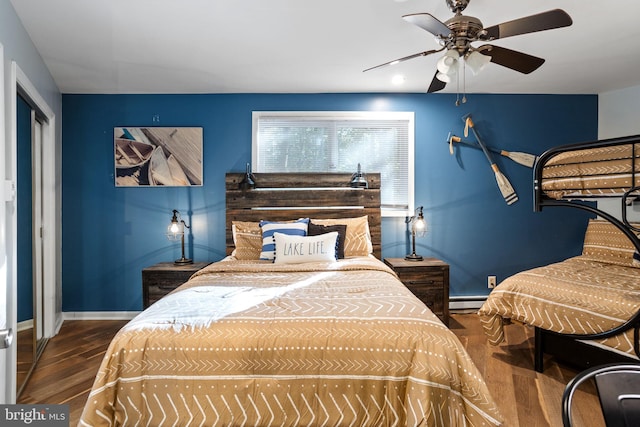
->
[364,0,572,94]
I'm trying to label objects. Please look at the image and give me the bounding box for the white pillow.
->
[273,232,338,264]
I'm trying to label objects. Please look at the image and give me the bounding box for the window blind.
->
[253,112,414,216]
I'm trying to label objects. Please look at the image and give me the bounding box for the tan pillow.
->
[581,219,640,268]
[311,216,372,257]
[231,221,262,260]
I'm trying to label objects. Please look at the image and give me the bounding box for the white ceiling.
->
[10,0,640,95]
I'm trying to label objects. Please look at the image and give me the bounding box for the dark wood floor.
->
[17,320,128,424]
[16,328,35,394]
[17,314,604,426]
[450,314,603,427]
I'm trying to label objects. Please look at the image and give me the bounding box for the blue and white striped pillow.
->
[259,218,309,261]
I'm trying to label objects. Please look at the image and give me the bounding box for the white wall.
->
[597,85,640,222]
[599,85,640,139]
[0,0,63,316]
[0,0,62,403]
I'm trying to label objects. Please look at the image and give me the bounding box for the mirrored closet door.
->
[16,94,47,397]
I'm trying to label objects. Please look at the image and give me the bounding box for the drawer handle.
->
[408,280,434,285]
[158,285,177,290]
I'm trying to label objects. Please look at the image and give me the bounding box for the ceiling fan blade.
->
[427,71,446,93]
[363,48,443,72]
[484,9,572,40]
[479,45,545,74]
[403,13,452,37]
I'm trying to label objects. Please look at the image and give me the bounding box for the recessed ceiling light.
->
[391,75,406,85]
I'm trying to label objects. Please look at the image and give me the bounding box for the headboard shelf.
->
[226,172,381,190]
[227,189,377,209]
[225,172,382,258]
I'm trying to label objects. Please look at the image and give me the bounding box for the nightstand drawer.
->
[142,261,210,308]
[384,257,450,326]
[144,270,196,287]
[145,283,183,306]
[409,286,444,314]
[394,270,445,286]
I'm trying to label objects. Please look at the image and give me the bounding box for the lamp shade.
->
[413,213,427,237]
[167,210,183,239]
[168,221,182,237]
[466,51,491,76]
[405,206,427,261]
[350,163,368,188]
[437,49,460,75]
[436,72,452,83]
[239,162,256,190]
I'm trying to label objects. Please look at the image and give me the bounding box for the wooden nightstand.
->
[384,257,450,326]
[142,261,210,308]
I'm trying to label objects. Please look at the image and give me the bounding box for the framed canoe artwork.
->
[114,127,203,187]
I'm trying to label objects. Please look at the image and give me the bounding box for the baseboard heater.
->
[449,296,487,310]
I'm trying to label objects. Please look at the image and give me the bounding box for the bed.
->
[479,134,640,372]
[536,135,640,200]
[79,172,502,426]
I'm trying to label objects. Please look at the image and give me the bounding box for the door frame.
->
[1,42,9,405]
[4,61,58,403]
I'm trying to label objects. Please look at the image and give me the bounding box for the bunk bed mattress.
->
[478,256,640,357]
[540,143,640,199]
[80,257,502,426]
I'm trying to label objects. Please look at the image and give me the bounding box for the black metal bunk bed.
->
[532,134,640,372]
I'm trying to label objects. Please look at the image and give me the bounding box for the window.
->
[252,111,414,216]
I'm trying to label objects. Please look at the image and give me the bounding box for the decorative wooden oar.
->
[462,115,518,205]
[447,133,537,168]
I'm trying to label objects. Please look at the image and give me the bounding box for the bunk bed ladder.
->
[622,142,639,232]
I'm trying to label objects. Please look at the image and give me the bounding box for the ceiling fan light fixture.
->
[465,51,491,76]
[365,3,573,99]
[436,72,452,83]
[436,49,460,75]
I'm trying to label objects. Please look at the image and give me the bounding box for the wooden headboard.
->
[225,172,382,258]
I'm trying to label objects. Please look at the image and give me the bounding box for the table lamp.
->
[405,206,427,261]
[167,209,193,264]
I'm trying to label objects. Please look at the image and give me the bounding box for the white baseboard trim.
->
[449,296,487,310]
[17,319,33,333]
[63,311,140,321]
[52,313,64,336]
[61,300,486,322]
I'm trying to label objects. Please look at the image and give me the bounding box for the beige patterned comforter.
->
[541,143,640,199]
[80,256,502,426]
[478,256,640,357]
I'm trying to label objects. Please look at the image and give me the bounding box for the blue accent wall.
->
[62,93,597,312]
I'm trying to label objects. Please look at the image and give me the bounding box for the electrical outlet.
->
[487,275,497,288]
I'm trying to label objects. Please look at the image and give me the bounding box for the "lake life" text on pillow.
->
[273,232,339,264]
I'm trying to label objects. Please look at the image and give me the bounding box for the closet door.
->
[15,95,46,398]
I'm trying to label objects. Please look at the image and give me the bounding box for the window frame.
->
[251,111,414,217]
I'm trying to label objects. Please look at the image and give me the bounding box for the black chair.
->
[562,363,640,427]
